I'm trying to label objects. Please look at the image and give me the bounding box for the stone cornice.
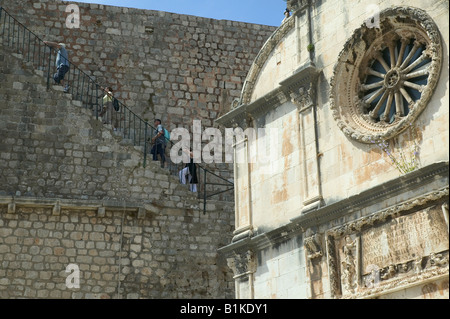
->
[218,161,449,254]
[0,196,142,211]
[293,161,449,230]
[0,196,149,218]
[216,63,319,127]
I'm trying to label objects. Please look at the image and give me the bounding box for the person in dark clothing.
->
[178,148,198,192]
[150,119,166,167]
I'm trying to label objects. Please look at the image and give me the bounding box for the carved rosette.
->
[226,250,257,279]
[330,6,442,143]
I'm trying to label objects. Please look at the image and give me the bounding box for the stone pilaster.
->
[291,79,322,211]
[227,249,257,299]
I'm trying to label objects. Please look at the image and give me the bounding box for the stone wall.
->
[0,0,276,188]
[0,0,276,130]
[0,197,234,299]
[0,30,235,298]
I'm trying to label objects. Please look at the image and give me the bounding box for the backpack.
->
[113,98,120,111]
[164,127,170,141]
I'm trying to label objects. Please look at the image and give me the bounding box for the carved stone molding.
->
[216,63,319,127]
[226,249,257,279]
[286,0,311,13]
[304,232,323,260]
[330,6,443,143]
[326,187,449,299]
[239,17,295,107]
[228,113,254,131]
[291,82,315,111]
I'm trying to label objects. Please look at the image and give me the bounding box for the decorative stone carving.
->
[414,255,423,273]
[231,98,241,110]
[304,232,323,260]
[326,187,449,298]
[381,264,397,280]
[341,235,357,293]
[429,253,448,267]
[330,7,443,143]
[291,84,315,110]
[226,250,257,278]
[286,0,310,13]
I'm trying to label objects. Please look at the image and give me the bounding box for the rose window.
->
[360,37,431,124]
[330,7,442,143]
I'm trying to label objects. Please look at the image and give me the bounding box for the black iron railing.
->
[0,6,233,212]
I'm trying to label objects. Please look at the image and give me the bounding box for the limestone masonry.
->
[0,0,448,300]
[0,0,277,299]
[218,0,449,299]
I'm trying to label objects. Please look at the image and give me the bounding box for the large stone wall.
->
[0,198,234,299]
[0,29,235,298]
[0,0,276,130]
[0,0,276,188]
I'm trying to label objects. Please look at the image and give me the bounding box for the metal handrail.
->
[0,6,234,211]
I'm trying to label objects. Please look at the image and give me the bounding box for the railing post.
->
[0,7,3,42]
[85,77,90,108]
[76,70,80,99]
[203,168,207,215]
[0,8,4,40]
[16,19,19,53]
[46,47,52,89]
[80,74,85,104]
[143,122,148,168]
[95,84,99,120]
[11,16,14,48]
[21,23,25,54]
[37,38,41,68]
[27,28,31,61]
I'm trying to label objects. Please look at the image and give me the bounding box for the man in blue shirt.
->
[44,41,70,93]
[150,119,166,167]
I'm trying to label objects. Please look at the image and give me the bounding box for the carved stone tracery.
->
[330,6,443,143]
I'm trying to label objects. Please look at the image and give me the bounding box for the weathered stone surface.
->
[218,0,449,300]
[0,5,237,298]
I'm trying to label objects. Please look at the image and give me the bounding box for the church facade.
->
[217,0,449,299]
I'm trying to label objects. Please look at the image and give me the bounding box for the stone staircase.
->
[0,12,234,208]
[1,42,145,157]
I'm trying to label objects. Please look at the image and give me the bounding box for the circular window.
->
[330,7,442,143]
